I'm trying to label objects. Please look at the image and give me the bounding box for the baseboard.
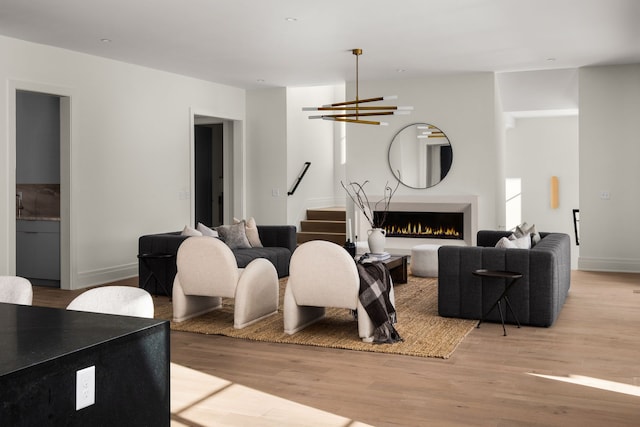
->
[74,262,138,290]
[578,257,640,273]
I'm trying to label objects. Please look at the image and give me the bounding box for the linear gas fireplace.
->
[374,211,464,240]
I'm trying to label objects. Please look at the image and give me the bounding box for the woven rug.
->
[155,275,477,359]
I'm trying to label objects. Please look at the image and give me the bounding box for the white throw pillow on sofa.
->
[496,234,531,249]
[181,225,202,237]
[197,222,219,237]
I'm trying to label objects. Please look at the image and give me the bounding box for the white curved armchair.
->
[172,236,279,328]
[0,276,33,305]
[284,240,394,341]
[66,286,154,318]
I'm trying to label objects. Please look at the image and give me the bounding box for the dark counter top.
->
[0,302,166,377]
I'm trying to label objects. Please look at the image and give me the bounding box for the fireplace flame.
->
[384,221,461,238]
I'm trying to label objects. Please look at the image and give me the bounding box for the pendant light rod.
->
[302,48,412,125]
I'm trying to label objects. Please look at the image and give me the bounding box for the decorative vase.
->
[367,228,386,254]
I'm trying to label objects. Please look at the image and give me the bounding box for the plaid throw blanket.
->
[356,261,403,344]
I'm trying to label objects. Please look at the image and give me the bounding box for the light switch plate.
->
[76,366,95,410]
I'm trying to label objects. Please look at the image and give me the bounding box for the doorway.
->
[192,113,237,227]
[12,87,70,288]
[194,123,224,227]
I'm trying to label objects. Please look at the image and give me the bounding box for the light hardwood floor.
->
[33,271,640,426]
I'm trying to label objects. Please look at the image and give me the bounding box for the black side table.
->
[472,269,523,336]
[137,253,174,298]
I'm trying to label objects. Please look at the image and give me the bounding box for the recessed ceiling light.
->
[100,38,112,43]
[256,79,265,83]
[285,17,297,22]
[396,69,407,73]
[547,57,556,62]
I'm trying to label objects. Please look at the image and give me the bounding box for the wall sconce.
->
[550,176,559,209]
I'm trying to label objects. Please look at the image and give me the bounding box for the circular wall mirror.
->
[388,123,453,189]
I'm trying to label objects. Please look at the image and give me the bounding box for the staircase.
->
[297,207,346,245]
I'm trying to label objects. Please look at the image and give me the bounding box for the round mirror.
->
[388,123,453,189]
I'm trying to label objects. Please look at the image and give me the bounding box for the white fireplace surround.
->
[356,195,478,256]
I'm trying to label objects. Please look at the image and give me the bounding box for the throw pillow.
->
[216,222,251,249]
[233,217,263,248]
[496,234,531,249]
[495,237,517,249]
[514,222,541,246]
[181,225,202,237]
[508,233,532,249]
[197,222,219,238]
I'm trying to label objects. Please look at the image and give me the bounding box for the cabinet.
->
[16,220,60,281]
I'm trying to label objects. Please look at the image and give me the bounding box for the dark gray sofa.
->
[438,230,571,327]
[138,225,296,296]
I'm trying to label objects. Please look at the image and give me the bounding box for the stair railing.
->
[288,162,311,196]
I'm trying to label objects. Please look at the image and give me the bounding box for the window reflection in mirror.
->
[388,123,453,189]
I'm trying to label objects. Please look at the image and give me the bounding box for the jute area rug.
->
[155,275,478,359]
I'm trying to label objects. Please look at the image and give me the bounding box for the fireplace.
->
[374,211,464,240]
[356,195,478,254]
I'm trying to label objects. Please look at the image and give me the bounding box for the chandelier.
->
[303,49,413,126]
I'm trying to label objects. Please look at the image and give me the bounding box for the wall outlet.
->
[76,366,95,410]
[272,188,280,197]
[600,191,611,200]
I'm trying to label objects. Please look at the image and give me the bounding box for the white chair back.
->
[67,286,154,318]
[176,237,239,298]
[0,276,33,305]
[289,240,359,309]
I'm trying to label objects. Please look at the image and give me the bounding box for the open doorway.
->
[192,114,237,227]
[9,83,71,289]
[194,123,224,227]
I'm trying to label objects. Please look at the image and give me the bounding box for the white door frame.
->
[8,81,74,289]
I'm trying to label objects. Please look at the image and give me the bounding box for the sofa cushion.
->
[234,217,263,248]
[514,222,541,246]
[216,222,251,249]
[196,222,219,237]
[181,225,202,236]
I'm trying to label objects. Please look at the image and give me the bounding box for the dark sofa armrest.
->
[257,225,297,253]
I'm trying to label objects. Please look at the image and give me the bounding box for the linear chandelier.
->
[303,48,413,126]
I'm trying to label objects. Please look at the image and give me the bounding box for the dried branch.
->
[341,179,400,228]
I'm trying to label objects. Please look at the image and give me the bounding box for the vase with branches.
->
[341,179,400,254]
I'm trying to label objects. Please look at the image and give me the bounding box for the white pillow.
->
[197,222,219,237]
[233,217,263,248]
[181,225,202,237]
[508,233,532,249]
[496,234,531,249]
[514,222,541,246]
[495,237,517,248]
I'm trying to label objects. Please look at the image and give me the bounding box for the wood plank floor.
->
[32,271,640,426]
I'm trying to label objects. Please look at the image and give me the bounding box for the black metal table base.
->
[137,253,174,299]
[473,270,523,336]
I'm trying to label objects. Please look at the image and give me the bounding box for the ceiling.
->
[1,0,639,94]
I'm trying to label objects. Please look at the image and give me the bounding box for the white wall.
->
[286,86,342,228]
[345,73,502,234]
[245,85,343,229]
[0,35,246,288]
[245,88,288,224]
[506,116,580,268]
[578,64,640,272]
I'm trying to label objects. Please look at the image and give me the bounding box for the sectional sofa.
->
[438,230,571,327]
[138,225,296,296]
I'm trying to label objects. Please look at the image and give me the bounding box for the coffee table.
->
[381,255,408,284]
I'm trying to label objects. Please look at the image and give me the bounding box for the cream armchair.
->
[284,240,394,341]
[172,236,279,328]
